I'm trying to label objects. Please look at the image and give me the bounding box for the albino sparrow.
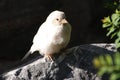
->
[22,10,72,61]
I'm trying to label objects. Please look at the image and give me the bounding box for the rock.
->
[0,43,116,80]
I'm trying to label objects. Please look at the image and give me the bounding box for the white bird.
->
[22,10,72,61]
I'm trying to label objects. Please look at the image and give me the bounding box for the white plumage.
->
[22,10,71,61]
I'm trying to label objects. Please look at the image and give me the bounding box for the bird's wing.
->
[33,22,47,43]
[21,22,47,61]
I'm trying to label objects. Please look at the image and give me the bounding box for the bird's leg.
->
[44,54,54,62]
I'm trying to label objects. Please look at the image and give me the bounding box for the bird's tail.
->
[21,51,31,61]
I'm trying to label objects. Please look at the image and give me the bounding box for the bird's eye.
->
[56,18,59,21]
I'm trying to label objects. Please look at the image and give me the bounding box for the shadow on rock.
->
[0,43,116,80]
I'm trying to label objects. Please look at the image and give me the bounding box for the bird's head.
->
[46,10,68,26]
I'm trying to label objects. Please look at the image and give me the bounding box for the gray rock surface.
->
[0,43,116,80]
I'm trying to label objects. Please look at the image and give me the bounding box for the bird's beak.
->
[61,19,68,24]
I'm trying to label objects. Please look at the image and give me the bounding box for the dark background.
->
[0,0,112,61]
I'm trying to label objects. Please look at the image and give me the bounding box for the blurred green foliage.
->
[102,9,120,48]
[93,0,120,80]
[93,53,120,80]
[104,0,120,10]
